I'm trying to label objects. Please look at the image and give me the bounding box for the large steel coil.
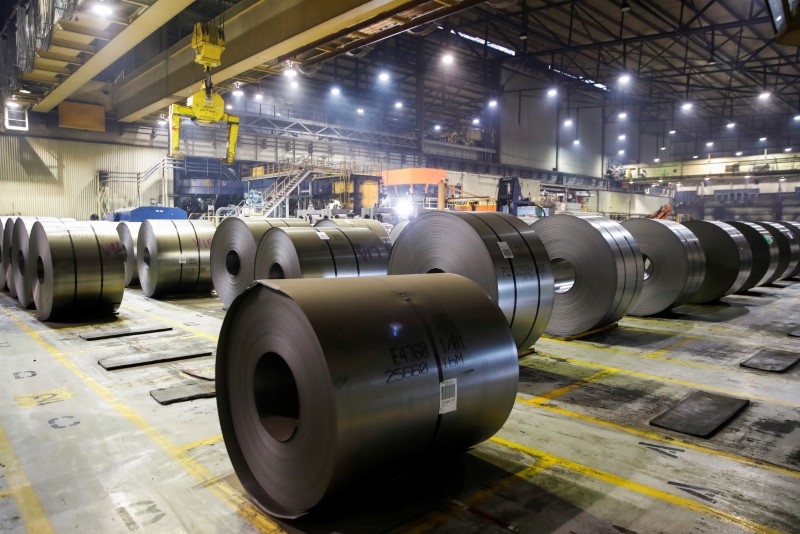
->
[117,222,141,287]
[388,220,410,245]
[210,218,310,307]
[216,274,519,518]
[620,219,705,316]
[314,217,391,240]
[755,222,800,281]
[2,217,19,294]
[777,221,800,278]
[683,221,752,303]
[28,221,125,321]
[254,226,390,280]
[531,215,643,337]
[11,217,74,307]
[726,221,781,289]
[137,219,215,298]
[388,211,553,350]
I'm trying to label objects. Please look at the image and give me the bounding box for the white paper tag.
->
[316,231,330,240]
[439,378,457,414]
[178,255,187,264]
[497,241,514,259]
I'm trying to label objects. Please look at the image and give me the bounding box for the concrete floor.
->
[0,280,798,533]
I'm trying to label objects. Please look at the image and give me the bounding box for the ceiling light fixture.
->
[433,124,441,131]
[547,88,557,97]
[356,108,364,115]
[378,71,390,82]
[618,134,626,140]
[394,101,403,109]
[232,83,243,97]
[620,0,631,13]
[283,63,298,78]
[573,139,580,145]
[330,86,341,96]
[660,146,666,150]
[785,147,792,152]
[18,87,31,94]
[255,91,263,101]
[619,74,631,84]
[618,112,627,119]
[759,136,767,141]
[488,99,498,108]
[472,118,480,125]
[706,141,714,147]
[735,151,743,156]
[442,53,454,65]
[669,129,676,135]
[564,118,573,127]
[290,80,299,89]
[726,122,735,128]
[693,155,699,159]
[681,102,692,111]
[92,2,113,16]
[618,149,625,155]
[794,114,800,121]
[758,91,770,100]
[654,158,660,163]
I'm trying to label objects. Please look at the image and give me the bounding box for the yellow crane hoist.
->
[168,22,239,165]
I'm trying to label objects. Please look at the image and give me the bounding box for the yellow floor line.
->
[490,436,783,534]
[531,351,798,407]
[1,308,281,533]
[531,369,617,403]
[0,423,55,534]
[175,434,225,453]
[517,399,800,480]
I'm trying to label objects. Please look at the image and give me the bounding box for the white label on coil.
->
[497,241,514,259]
[439,378,457,414]
[316,231,330,240]
[178,255,187,264]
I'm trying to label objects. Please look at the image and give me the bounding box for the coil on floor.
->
[254,226,390,280]
[314,217,391,240]
[210,218,310,308]
[216,274,519,518]
[388,220,409,245]
[388,211,553,350]
[137,219,216,298]
[28,221,125,321]
[0,216,12,290]
[11,217,75,307]
[777,221,800,278]
[531,215,643,337]
[726,221,781,289]
[754,222,800,281]
[682,221,752,303]
[620,219,706,316]
[117,222,141,287]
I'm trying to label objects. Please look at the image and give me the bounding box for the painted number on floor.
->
[15,388,74,408]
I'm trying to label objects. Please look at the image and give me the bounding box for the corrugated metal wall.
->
[0,135,169,219]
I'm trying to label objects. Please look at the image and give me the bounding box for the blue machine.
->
[109,206,188,222]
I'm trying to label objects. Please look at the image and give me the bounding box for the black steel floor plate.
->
[650,390,749,438]
[80,325,172,341]
[150,382,216,405]
[99,349,213,370]
[741,348,800,372]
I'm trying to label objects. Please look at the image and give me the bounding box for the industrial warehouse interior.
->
[1,0,800,532]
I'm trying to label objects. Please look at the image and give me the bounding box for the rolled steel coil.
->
[755,222,800,281]
[216,274,519,518]
[777,221,800,278]
[117,222,141,287]
[620,219,706,315]
[726,221,781,289]
[11,217,74,307]
[0,217,8,290]
[389,211,553,350]
[28,221,125,320]
[314,217,391,240]
[388,220,410,245]
[137,219,216,298]
[531,215,643,337]
[683,221,752,303]
[210,217,310,307]
[3,217,18,294]
[254,226,390,280]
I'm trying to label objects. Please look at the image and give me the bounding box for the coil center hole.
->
[121,245,128,263]
[427,268,445,274]
[143,247,151,269]
[36,256,45,284]
[643,254,654,281]
[551,257,576,294]
[253,352,299,442]
[226,250,241,276]
[17,251,25,275]
[268,262,285,279]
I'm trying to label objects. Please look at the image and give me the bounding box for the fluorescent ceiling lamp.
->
[735,151,743,156]
[669,130,676,134]
[92,3,113,16]
[726,122,735,128]
[450,30,515,56]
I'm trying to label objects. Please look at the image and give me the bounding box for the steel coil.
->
[755,222,800,281]
[117,222,141,287]
[0,217,7,290]
[210,218,310,307]
[389,211,553,350]
[726,221,780,289]
[137,219,215,298]
[388,220,409,244]
[621,219,706,315]
[314,217,391,240]
[777,221,800,278]
[683,221,752,303]
[28,221,125,320]
[11,217,74,307]
[216,274,519,518]
[531,215,643,337]
[2,217,19,294]
[254,226,390,280]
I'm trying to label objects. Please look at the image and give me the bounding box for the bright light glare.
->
[706,141,714,147]
[547,88,557,97]
[330,86,341,96]
[795,115,800,121]
[759,136,767,141]
[226,104,232,110]
[394,101,403,109]
[255,92,263,101]
[92,3,112,16]
[726,122,735,128]
[564,119,573,127]
[157,119,167,125]
[284,67,297,78]
[6,101,20,109]
[618,149,625,155]
[433,124,441,131]
[693,155,699,159]
[618,134,626,140]
[654,158,660,163]
[488,99,498,108]
[660,146,666,150]
[619,74,631,84]
[442,53,454,65]
[472,118,480,125]
[356,108,364,115]
[681,103,692,111]
[735,151,743,156]
[378,71,390,82]
[232,88,243,97]
[18,88,30,94]
[573,139,580,145]
[785,147,793,152]
[618,112,627,119]
[758,91,770,100]
[669,130,676,134]
[396,198,414,218]
[290,81,299,89]
[780,177,786,181]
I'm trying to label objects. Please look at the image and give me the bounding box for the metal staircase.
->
[262,169,313,217]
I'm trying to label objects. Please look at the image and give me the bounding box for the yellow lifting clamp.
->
[168,22,239,165]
